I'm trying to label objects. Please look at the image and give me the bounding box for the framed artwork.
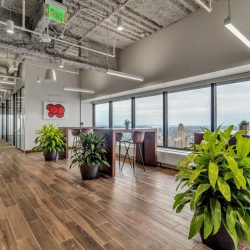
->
[43,102,68,120]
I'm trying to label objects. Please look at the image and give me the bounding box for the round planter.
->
[44,151,57,161]
[200,223,235,250]
[58,151,66,159]
[80,164,99,180]
[239,125,248,133]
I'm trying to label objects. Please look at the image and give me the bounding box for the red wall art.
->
[43,102,68,120]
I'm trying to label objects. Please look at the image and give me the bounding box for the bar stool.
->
[71,129,81,153]
[116,133,123,170]
[121,131,145,173]
[81,128,91,135]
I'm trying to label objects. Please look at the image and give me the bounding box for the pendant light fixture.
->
[13,61,19,71]
[224,0,250,48]
[59,59,64,68]
[45,68,57,82]
[117,16,123,31]
[37,76,41,83]
[7,20,14,34]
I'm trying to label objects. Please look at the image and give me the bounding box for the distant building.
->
[168,123,190,147]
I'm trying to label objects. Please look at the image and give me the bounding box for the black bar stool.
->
[71,129,81,153]
[121,131,145,173]
[116,133,123,170]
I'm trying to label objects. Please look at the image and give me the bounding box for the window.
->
[95,103,109,128]
[7,97,14,145]
[2,101,6,141]
[135,95,163,146]
[168,87,211,148]
[113,99,131,128]
[217,80,250,131]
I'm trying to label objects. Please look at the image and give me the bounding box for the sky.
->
[95,80,250,127]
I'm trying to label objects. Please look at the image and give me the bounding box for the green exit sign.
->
[44,3,68,24]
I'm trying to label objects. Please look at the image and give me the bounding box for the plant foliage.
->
[124,119,131,126]
[70,132,110,169]
[33,124,66,154]
[173,126,250,249]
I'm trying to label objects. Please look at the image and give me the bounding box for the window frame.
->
[92,77,250,150]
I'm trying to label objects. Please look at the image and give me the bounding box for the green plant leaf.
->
[235,169,246,190]
[195,184,211,202]
[189,170,201,185]
[217,176,231,202]
[224,154,238,176]
[188,209,204,239]
[210,197,221,234]
[209,162,218,189]
[204,205,213,239]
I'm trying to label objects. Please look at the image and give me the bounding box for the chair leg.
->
[139,144,145,172]
[133,143,136,174]
[121,143,129,171]
[71,136,75,154]
[118,142,121,170]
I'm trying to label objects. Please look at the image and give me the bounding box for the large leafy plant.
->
[33,124,66,154]
[173,126,250,249]
[70,132,110,169]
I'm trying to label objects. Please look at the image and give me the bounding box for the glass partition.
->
[7,97,14,144]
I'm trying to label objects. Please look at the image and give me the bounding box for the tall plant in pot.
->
[70,132,110,180]
[173,126,250,250]
[33,124,66,161]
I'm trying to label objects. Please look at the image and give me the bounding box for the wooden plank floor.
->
[0,144,248,249]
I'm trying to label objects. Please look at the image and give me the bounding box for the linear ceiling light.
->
[64,87,95,93]
[117,16,123,31]
[107,69,144,81]
[0,80,15,85]
[7,20,14,34]
[194,0,212,12]
[0,89,7,92]
[224,17,250,48]
[45,68,57,82]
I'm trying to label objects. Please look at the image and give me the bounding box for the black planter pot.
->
[80,164,99,180]
[44,151,57,161]
[200,223,235,250]
[58,151,66,159]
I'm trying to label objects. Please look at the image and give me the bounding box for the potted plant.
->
[58,137,66,159]
[124,119,131,130]
[239,120,249,132]
[70,132,110,180]
[33,124,66,161]
[173,125,250,250]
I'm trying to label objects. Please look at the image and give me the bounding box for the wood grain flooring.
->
[0,140,248,250]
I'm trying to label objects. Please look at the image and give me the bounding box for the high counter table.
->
[59,127,98,159]
[93,128,157,178]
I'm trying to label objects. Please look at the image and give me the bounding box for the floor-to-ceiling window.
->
[6,97,14,145]
[113,99,131,128]
[217,80,250,131]
[95,103,109,128]
[16,87,25,150]
[2,101,6,141]
[168,87,211,148]
[0,104,2,139]
[135,94,163,146]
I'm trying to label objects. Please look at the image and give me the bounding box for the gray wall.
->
[24,62,82,150]
[80,0,250,100]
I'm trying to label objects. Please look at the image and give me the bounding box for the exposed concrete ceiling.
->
[0,0,216,79]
